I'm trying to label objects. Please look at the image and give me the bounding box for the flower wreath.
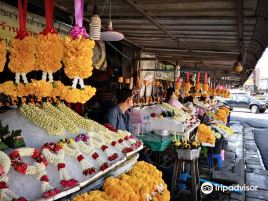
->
[80,133,118,161]
[9,148,60,198]
[58,139,96,176]
[41,143,78,188]
[0,151,26,201]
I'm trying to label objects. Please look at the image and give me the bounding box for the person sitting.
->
[165,87,189,111]
[105,88,133,132]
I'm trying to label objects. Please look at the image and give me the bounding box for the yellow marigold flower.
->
[28,80,53,98]
[63,36,95,79]
[104,177,139,201]
[203,84,209,92]
[64,86,96,104]
[9,36,36,74]
[0,39,6,72]
[184,82,192,92]
[195,82,201,92]
[36,33,63,73]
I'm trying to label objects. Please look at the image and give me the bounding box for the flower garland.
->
[195,82,201,92]
[41,143,78,188]
[103,177,139,201]
[19,104,65,135]
[58,138,96,176]
[0,151,27,201]
[36,33,63,82]
[28,80,53,101]
[0,39,6,72]
[63,85,96,104]
[197,124,216,145]
[10,148,59,198]
[63,36,95,80]
[42,103,79,133]
[71,190,115,201]
[203,83,209,92]
[9,36,36,84]
[57,103,113,133]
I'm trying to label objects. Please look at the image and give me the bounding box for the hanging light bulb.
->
[233,61,243,73]
[89,5,101,40]
[101,0,124,41]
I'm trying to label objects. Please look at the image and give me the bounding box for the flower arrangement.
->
[195,82,201,92]
[63,36,94,80]
[71,162,170,201]
[10,148,60,198]
[58,138,96,176]
[103,177,139,201]
[42,103,79,133]
[36,33,63,82]
[28,80,53,101]
[203,83,209,92]
[19,104,65,135]
[71,190,115,201]
[9,36,36,84]
[0,39,6,72]
[0,151,26,201]
[173,139,200,150]
[41,143,78,188]
[64,85,96,104]
[215,108,228,123]
[197,124,216,145]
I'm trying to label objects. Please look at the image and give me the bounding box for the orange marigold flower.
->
[9,36,36,74]
[0,39,6,72]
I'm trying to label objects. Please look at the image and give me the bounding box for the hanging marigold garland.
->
[10,148,60,198]
[0,39,6,73]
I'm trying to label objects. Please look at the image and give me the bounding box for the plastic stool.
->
[208,153,223,169]
[221,150,225,161]
[178,173,188,190]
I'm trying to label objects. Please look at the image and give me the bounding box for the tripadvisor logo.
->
[201,182,213,194]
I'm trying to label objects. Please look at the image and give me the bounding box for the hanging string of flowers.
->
[41,143,78,188]
[8,0,36,84]
[10,148,60,198]
[0,39,6,73]
[62,0,96,104]
[0,151,27,201]
[36,0,63,82]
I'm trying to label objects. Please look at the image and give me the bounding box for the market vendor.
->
[105,88,133,132]
[183,95,196,115]
[165,87,190,112]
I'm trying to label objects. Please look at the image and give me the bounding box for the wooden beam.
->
[237,0,244,62]
[124,0,189,51]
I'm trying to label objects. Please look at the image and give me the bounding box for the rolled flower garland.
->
[0,151,26,201]
[42,103,79,134]
[9,148,60,198]
[41,143,78,188]
[58,138,96,176]
[0,39,6,72]
[19,104,65,135]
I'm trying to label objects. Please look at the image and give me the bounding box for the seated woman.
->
[165,87,189,111]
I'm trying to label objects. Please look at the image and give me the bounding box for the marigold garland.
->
[103,177,139,201]
[64,86,96,104]
[203,83,209,92]
[71,190,115,201]
[0,39,6,72]
[36,33,63,82]
[215,108,228,123]
[195,82,201,92]
[197,124,216,145]
[9,36,36,75]
[28,80,53,100]
[63,36,95,79]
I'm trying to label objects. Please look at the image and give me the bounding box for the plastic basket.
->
[176,148,200,160]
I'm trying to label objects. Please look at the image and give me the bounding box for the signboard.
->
[0,2,71,44]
